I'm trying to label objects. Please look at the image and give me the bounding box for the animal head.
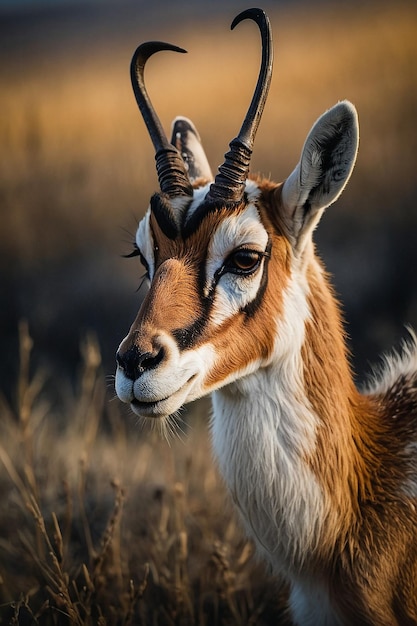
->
[115,8,359,420]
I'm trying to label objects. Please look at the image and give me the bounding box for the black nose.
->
[116,344,165,380]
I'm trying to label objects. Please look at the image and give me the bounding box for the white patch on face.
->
[184,179,261,226]
[136,209,155,279]
[210,268,325,573]
[206,203,269,325]
[207,203,267,273]
[185,181,211,223]
[115,335,217,419]
[210,272,264,326]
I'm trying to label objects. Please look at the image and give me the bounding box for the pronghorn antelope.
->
[115,8,417,625]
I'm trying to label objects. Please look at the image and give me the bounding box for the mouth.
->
[131,396,171,417]
[130,375,197,418]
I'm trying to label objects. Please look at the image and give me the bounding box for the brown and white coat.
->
[115,9,417,625]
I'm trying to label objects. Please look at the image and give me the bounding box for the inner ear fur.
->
[170,116,213,184]
[279,100,359,252]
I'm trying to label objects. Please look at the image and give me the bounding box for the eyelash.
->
[125,243,150,278]
[220,246,271,279]
[126,243,271,286]
[224,248,263,275]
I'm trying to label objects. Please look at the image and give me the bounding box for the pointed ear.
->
[170,116,213,184]
[280,100,359,252]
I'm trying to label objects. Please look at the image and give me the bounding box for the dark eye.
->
[226,249,262,275]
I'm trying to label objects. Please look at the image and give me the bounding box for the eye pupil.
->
[231,250,259,272]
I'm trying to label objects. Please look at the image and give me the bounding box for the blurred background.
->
[1,0,417,402]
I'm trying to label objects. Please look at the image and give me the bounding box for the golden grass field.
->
[1,0,417,623]
[0,323,288,624]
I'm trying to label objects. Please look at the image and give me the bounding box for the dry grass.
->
[0,323,288,624]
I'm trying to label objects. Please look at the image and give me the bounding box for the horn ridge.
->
[130,41,193,197]
[206,8,273,204]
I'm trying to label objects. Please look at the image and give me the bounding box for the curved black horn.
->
[206,8,273,204]
[130,42,193,197]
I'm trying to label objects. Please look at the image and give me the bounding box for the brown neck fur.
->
[301,257,384,546]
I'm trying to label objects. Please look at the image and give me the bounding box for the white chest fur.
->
[211,369,325,575]
[210,277,329,575]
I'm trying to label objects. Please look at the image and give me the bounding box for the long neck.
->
[210,251,377,574]
[300,257,378,535]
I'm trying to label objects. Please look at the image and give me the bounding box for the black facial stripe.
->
[182,198,243,240]
[172,298,214,350]
[241,239,271,318]
[171,243,214,351]
[150,193,179,240]
[172,240,271,350]
[172,315,207,351]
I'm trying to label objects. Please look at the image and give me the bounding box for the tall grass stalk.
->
[0,327,287,624]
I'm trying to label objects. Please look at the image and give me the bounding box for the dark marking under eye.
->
[241,239,271,318]
[172,240,272,349]
[172,246,214,351]
[241,255,269,318]
[172,300,213,350]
